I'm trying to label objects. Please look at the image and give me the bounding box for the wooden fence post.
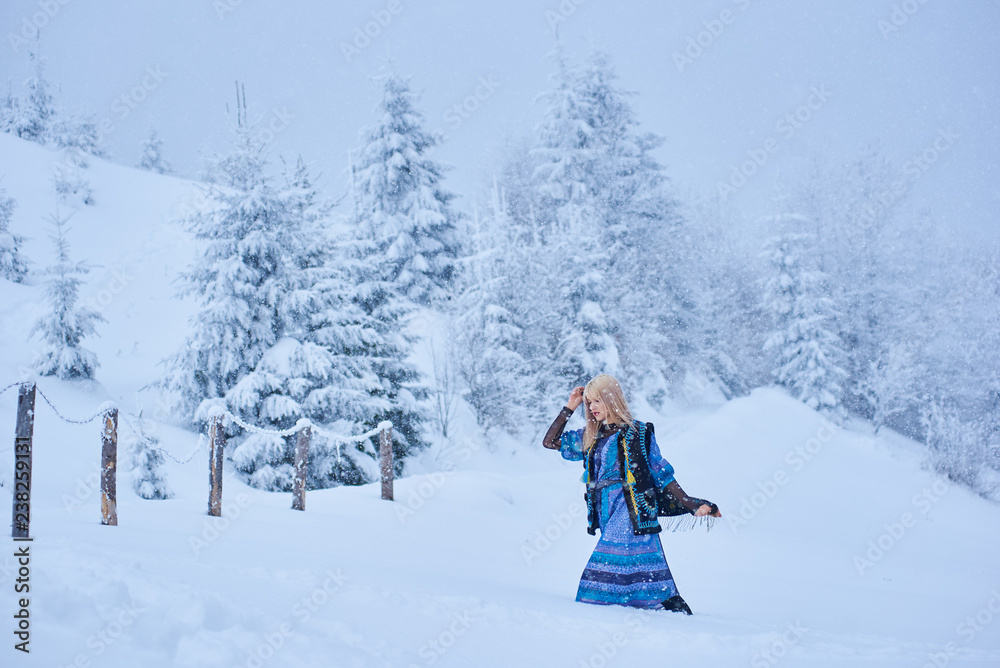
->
[292,421,310,511]
[100,407,119,526]
[379,421,393,501]
[208,414,225,517]
[11,383,36,539]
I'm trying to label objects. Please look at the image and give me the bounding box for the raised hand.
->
[567,386,585,411]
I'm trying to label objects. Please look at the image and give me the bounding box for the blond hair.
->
[582,374,634,453]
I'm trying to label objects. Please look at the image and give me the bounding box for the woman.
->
[542,374,720,613]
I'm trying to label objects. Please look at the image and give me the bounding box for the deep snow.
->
[1,134,999,667]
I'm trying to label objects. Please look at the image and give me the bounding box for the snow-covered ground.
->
[2,136,1000,667]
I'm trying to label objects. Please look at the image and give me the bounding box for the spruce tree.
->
[126,413,173,500]
[31,210,103,380]
[453,183,536,431]
[350,72,461,307]
[11,51,55,144]
[529,49,691,394]
[530,48,618,388]
[760,215,848,415]
[0,187,29,283]
[345,72,465,461]
[226,157,394,489]
[138,128,172,174]
[161,126,295,422]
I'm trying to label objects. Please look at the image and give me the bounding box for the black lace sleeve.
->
[652,480,716,516]
[542,406,575,450]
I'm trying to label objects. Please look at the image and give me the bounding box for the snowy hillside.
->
[1,134,999,666]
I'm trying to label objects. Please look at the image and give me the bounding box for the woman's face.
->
[587,393,609,423]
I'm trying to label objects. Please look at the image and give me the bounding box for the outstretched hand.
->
[567,386,585,411]
[695,504,722,518]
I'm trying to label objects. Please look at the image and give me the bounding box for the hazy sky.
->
[2,0,997,242]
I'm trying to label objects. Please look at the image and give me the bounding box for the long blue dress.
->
[560,426,680,609]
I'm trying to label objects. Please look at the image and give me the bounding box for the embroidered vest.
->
[585,420,662,536]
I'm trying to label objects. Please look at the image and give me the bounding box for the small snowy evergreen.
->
[858,342,925,434]
[0,187,29,282]
[2,51,56,144]
[126,413,174,500]
[52,159,95,207]
[31,210,103,380]
[138,129,173,174]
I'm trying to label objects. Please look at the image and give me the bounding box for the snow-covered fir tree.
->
[161,125,296,422]
[682,196,767,399]
[858,341,925,434]
[31,210,103,380]
[760,215,848,415]
[0,187,29,282]
[225,156,399,489]
[577,52,694,391]
[51,114,106,167]
[52,158,94,207]
[138,128,172,174]
[345,71,469,458]
[49,116,102,207]
[126,413,173,500]
[530,47,619,389]
[164,119,406,489]
[792,148,910,416]
[526,48,692,397]
[0,87,21,136]
[921,401,996,494]
[350,72,461,307]
[452,183,536,431]
[4,51,56,144]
